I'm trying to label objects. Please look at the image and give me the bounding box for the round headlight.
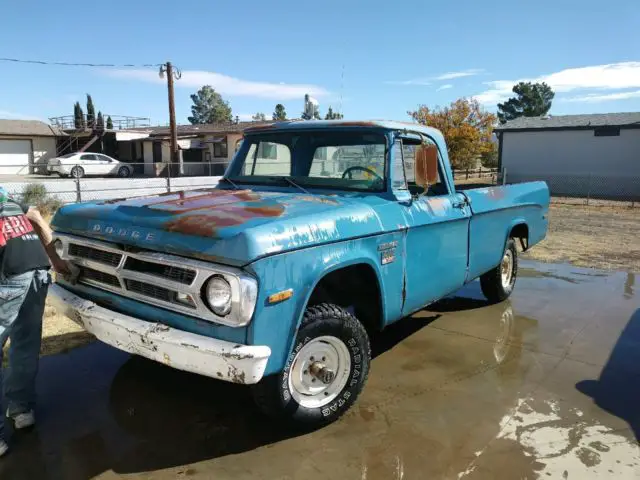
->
[53,239,64,258]
[205,275,232,316]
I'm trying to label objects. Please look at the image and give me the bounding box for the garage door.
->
[0,139,32,175]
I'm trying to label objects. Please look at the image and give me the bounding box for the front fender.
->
[246,231,405,376]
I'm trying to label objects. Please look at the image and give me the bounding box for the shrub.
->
[21,183,64,217]
[21,183,48,206]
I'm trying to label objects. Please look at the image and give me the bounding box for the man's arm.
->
[25,207,72,275]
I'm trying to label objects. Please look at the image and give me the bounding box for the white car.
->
[47,153,133,178]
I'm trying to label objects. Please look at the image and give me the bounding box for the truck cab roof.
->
[243,119,444,141]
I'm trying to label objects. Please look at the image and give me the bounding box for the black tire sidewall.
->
[278,315,369,425]
[72,167,84,178]
[118,167,130,177]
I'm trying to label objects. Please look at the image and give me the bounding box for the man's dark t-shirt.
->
[0,199,50,277]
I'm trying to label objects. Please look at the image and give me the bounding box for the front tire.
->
[480,238,518,303]
[118,166,131,178]
[251,303,370,426]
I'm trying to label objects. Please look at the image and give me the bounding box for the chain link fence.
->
[1,161,225,205]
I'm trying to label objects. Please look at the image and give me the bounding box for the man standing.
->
[0,187,71,457]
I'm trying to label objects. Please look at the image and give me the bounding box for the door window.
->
[80,154,98,161]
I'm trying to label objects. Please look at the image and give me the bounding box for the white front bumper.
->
[48,284,271,384]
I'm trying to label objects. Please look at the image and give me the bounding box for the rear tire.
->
[251,303,370,427]
[70,166,85,179]
[480,238,518,303]
[118,166,131,178]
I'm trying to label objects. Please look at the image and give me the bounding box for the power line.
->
[0,57,163,68]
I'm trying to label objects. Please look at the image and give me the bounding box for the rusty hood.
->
[51,188,387,266]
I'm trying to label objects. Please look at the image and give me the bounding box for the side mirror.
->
[414,145,438,188]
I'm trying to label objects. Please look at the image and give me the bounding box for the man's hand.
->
[55,260,80,284]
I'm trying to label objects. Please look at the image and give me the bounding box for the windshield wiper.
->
[219,177,240,190]
[281,176,310,194]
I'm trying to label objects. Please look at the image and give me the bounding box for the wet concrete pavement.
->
[1,260,639,479]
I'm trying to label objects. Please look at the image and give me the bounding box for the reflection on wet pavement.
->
[1,261,639,479]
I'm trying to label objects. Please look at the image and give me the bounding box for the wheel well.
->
[510,223,529,250]
[307,264,382,334]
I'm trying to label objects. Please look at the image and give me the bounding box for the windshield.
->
[227,131,387,192]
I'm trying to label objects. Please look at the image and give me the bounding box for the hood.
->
[52,188,389,266]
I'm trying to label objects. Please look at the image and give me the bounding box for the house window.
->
[213,140,228,158]
[594,127,620,137]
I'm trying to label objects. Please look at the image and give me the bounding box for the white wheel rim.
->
[288,335,351,409]
[501,249,514,288]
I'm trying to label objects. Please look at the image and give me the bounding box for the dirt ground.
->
[523,203,640,271]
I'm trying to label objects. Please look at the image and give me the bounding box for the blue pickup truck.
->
[49,120,549,425]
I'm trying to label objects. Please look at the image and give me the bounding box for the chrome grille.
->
[125,279,174,304]
[79,267,120,287]
[55,232,257,326]
[124,257,196,285]
[69,243,122,267]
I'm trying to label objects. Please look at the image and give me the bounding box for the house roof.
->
[495,112,640,132]
[0,119,64,137]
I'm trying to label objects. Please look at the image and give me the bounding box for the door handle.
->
[452,200,466,209]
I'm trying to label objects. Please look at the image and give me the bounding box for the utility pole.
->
[159,62,181,181]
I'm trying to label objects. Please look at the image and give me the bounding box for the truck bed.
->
[462,181,549,281]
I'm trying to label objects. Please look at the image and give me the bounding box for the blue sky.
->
[1,0,639,125]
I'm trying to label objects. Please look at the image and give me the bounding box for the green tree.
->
[252,112,266,121]
[86,94,96,128]
[408,98,497,170]
[480,142,499,168]
[497,82,554,124]
[73,102,85,129]
[188,85,233,124]
[106,116,114,129]
[272,104,287,120]
[325,106,344,120]
[96,111,105,131]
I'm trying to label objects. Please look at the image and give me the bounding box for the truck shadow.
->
[576,308,640,442]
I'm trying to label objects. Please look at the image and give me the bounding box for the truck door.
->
[395,139,471,315]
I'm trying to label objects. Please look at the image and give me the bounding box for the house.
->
[495,113,640,200]
[115,121,273,177]
[0,119,64,175]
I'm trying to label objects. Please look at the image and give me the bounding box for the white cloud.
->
[562,89,640,103]
[434,69,484,80]
[474,61,640,105]
[385,79,431,86]
[103,69,329,100]
[437,84,453,91]
[386,69,483,86]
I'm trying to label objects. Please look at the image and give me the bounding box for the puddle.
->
[1,260,639,479]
